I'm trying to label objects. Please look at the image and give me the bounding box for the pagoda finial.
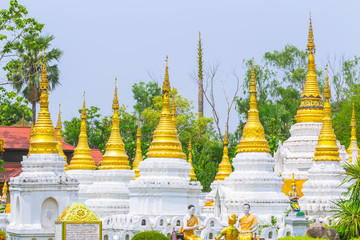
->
[313,66,340,161]
[133,122,143,179]
[294,16,323,123]
[56,104,68,170]
[291,173,296,187]
[171,91,177,128]
[28,47,58,155]
[69,92,96,170]
[146,57,186,159]
[237,59,270,153]
[188,139,197,180]
[100,79,130,170]
[216,130,232,180]
[347,103,359,163]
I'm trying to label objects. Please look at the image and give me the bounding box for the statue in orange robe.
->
[180,205,203,240]
[239,204,258,240]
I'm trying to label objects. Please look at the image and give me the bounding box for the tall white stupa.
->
[86,79,134,218]
[209,60,288,222]
[300,67,347,218]
[274,17,348,194]
[127,57,202,218]
[7,53,79,240]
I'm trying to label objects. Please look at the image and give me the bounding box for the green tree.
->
[3,34,62,123]
[0,0,44,65]
[0,86,32,125]
[132,81,161,115]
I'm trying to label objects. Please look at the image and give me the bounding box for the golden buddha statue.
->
[0,181,8,213]
[239,204,258,240]
[288,173,300,212]
[215,214,239,240]
[180,205,203,240]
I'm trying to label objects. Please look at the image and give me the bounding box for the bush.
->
[131,231,169,240]
[278,237,322,240]
[0,230,6,240]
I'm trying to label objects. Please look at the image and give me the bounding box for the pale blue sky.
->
[1,0,359,133]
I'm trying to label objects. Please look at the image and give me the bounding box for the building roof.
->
[91,149,103,165]
[0,126,75,150]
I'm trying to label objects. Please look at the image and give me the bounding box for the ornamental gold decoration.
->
[215,131,232,181]
[56,104,68,170]
[188,139,197,180]
[28,48,58,154]
[132,122,143,179]
[99,78,130,170]
[68,92,96,170]
[347,103,359,163]
[57,202,100,222]
[146,57,186,159]
[237,59,270,153]
[294,16,324,123]
[313,66,340,161]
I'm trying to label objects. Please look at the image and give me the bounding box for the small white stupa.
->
[209,60,288,222]
[7,55,79,240]
[86,79,134,218]
[300,67,347,219]
[127,57,202,219]
[66,93,97,202]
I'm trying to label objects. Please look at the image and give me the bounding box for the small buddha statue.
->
[239,203,258,240]
[180,205,203,240]
[288,173,300,212]
[0,181,8,213]
[214,214,239,240]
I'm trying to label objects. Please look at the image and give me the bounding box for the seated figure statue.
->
[214,214,239,240]
[0,181,7,213]
[239,203,258,240]
[180,205,203,240]
[288,173,300,212]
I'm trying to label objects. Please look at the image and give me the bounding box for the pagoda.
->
[347,104,359,163]
[85,79,134,218]
[274,17,348,194]
[66,93,97,202]
[7,51,79,240]
[208,60,288,222]
[127,57,202,218]
[300,66,347,218]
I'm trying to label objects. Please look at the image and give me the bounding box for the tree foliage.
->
[0,86,32,125]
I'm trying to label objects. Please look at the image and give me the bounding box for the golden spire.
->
[100,79,130,170]
[69,92,96,170]
[146,57,186,159]
[294,16,323,123]
[313,66,340,161]
[347,103,359,163]
[56,104,68,170]
[132,122,143,179]
[291,173,296,187]
[2,180,7,195]
[188,139,197,180]
[215,131,232,181]
[171,92,177,128]
[237,59,270,153]
[28,48,58,154]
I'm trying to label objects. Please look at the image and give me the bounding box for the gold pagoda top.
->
[313,66,340,161]
[68,93,96,170]
[100,79,130,170]
[215,131,232,181]
[171,93,177,128]
[294,16,323,123]
[347,103,359,163]
[28,49,58,154]
[146,57,186,159]
[133,122,143,179]
[56,104,68,170]
[188,139,197,180]
[237,59,270,153]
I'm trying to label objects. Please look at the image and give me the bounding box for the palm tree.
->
[5,34,62,123]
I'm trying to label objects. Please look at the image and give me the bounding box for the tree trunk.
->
[198,32,204,117]
[32,102,36,124]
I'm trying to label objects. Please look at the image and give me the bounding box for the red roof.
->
[1,162,22,182]
[91,149,103,165]
[0,126,75,150]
